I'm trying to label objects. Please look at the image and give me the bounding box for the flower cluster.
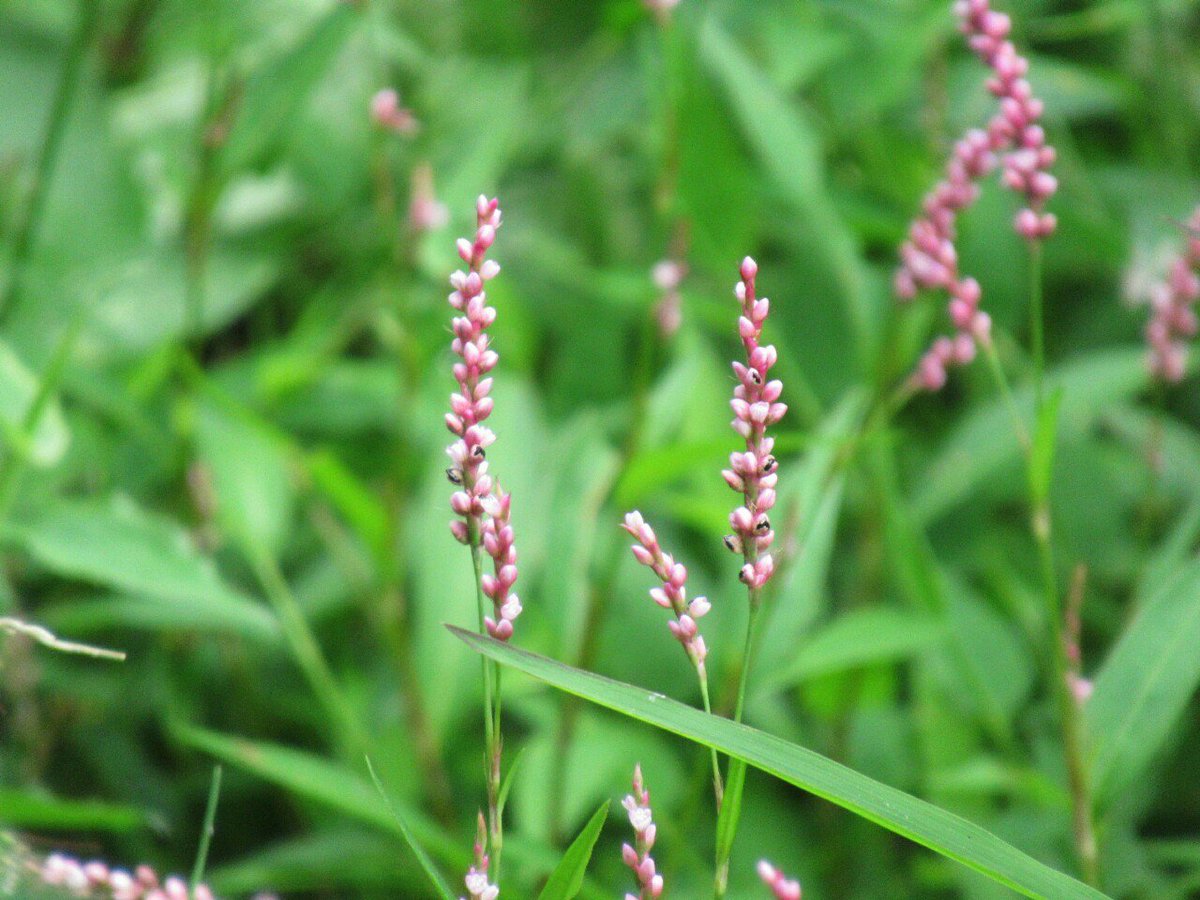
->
[1144,208,1200,383]
[445,197,522,641]
[722,257,783,589]
[39,853,215,900]
[446,196,504,544]
[480,487,521,640]
[462,813,499,900]
[757,860,802,900]
[621,765,664,900]
[370,88,418,135]
[896,0,1056,390]
[957,0,1057,240]
[622,511,712,674]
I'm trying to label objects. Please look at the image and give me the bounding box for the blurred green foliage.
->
[0,0,1198,897]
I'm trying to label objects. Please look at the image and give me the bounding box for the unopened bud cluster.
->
[722,257,783,590]
[621,765,664,900]
[896,0,1057,390]
[1145,208,1200,383]
[757,860,802,900]
[38,853,215,900]
[622,511,711,674]
[462,812,499,900]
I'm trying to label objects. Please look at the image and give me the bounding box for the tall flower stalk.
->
[445,195,518,880]
[715,257,786,898]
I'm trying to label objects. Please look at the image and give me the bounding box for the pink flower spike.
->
[724,257,781,589]
[622,765,664,899]
[757,860,802,900]
[1144,207,1200,383]
[896,0,1055,390]
[624,510,710,673]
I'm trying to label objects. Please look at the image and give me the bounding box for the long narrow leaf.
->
[1087,557,1200,808]
[366,757,456,900]
[450,627,1108,900]
[536,801,609,900]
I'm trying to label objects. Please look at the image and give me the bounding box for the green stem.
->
[189,765,222,896]
[713,591,764,899]
[982,340,1030,451]
[0,0,98,325]
[1010,240,1101,888]
[697,670,724,807]
[1028,241,1045,410]
[470,540,503,878]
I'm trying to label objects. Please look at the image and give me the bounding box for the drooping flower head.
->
[622,511,711,675]
[1144,208,1200,383]
[621,764,664,900]
[896,0,1057,390]
[722,257,784,590]
[757,860,802,900]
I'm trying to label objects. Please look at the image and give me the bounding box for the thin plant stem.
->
[189,765,222,897]
[993,241,1102,888]
[1028,241,1046,409]
[470,540,502,879]
[982,339,1031,451]
[697,670,725,807]
[0,0,98,325]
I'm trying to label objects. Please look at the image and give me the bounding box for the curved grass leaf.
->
[451,627,1109,900]
[1087,557,1200,809]
[536,801,608,900]
[366,757,455,900]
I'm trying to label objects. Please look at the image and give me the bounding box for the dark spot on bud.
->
[762,455,777,473]
[446,468,463,485]
[755,517,771,533]
[738,569,750,583]
[749,369,762,385]
[723,535,738,552]
[472,445,486,458]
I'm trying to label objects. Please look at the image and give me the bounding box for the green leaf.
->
[713,757,746,890]
[172,725,459,864]
[7,497,279,642]
[366,757,456,900]
[0,339,70,467]
[194,397,296,555]
[0,788,143,832]
[698,18,871,367]
[759,607,946,690]
[914,349,1148,524]
[451,628,1108,900]
[1087,557,1200,808]
[536,801,608,900]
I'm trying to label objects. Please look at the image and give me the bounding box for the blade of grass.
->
[365,757,456,900]
[189,765,222,896]
[450,627,1110,900]
[536,801,609,900]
